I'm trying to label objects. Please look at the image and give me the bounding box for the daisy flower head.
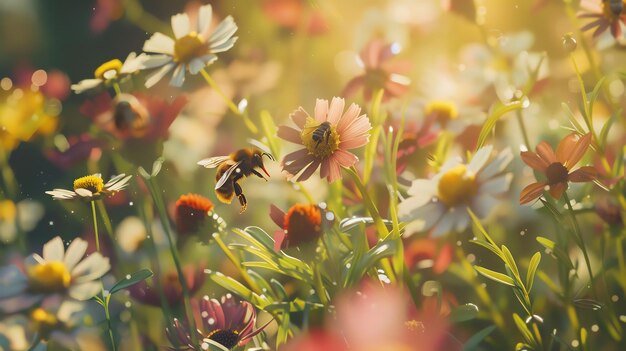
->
[399,146,513,237]
[520,133,597,204]
[579,0,626,38]
[0,236,110,314]
[71,52,149,94]
[166,294,269,350]
[278,97,372,183]
[46,173,131,201]
[343,39,411,101]
[141,4,238,88]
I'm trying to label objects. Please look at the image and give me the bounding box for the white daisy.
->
[399,146,513,237]
[46,173,131,201]
[0,236,110,314]
[71,52,151,94]
[140,4,238,88]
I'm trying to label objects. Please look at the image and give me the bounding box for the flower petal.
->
[479,148,513,180]
[555,133,578,164]
[289,107,309,129]
[548,182,567,200]
[479,173,512,195]
[145,63,176,88]
[519,182,546,205]
[43,236,65,262]
[563,133,592,169]
[296,159,321,182]
[143,32,175,55]
[326,159,342,183]
[0,265,27,299]
[337,103,362,132]
[277,126,302,144]
[71,253,110,283]
[521,151,548,172]
[171,12,191,39]
[399,199,445,232]
[197,4,213,35]
[269,205,285,229]
[568,166,597,182]
[535,141,556,164]
[327,97,345,125]
[64,238,88,271]
[314,99,329,122]
[467,145,493,174]
[68,282,101,300]
[169,64,186,87]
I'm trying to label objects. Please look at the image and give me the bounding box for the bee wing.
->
[197,156,230,168]
[215,160,243,190]
[246,138,272,155]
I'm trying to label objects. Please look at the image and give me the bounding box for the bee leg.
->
[234,182,247,213]
[251,169,268,181]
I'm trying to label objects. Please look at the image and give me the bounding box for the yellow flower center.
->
[73,174,104,193]
[27,261,71,292]
[405,319,425,333]
[174,32,208,63]
[437,164,477,207]
[424,100,458,125]
[0,200,17,221]
[94,59,123,80]
[31,308,59,340]
[301,117,339,159]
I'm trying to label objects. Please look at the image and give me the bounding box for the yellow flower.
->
[46,173,131,201]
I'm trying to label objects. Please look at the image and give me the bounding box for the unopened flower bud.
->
[562,33,577,53]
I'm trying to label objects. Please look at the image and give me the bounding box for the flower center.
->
[73,174,104,193]
[437,164,477,207]
[301,117,340,159]
[94,59,123,80]
[545,162,569,185]
[424,100,458,125]
[364,68,389,90]
[282,204,323,249]
[206,329,240,350]
[174,32,208,63]
[405,319,425,333]
[31,308,59,339]
[27,261,71,292]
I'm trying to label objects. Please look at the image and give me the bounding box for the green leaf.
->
[501,245,520,280]
[260,110,280,158]
[209,271,256,301]
[526,252,541,292]
[270,279,288,300]
[475,100,524,151]
[475,266,515,286]
[138,166,151,180]
[463,325,497,351]
[348,239,398,285]
[469,239,502,259]
[243,226,276,252]
[587,77,606,126]
[536,236,555,250]
[363,125,381,184]
[109,269,154,295]
[276,306,291,348]
[467,209,502,259]
[264,299,324,313]
[449,303,479,322]
[513,313,536,347]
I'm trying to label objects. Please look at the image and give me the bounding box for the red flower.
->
[175,193,215,236]
[269,203,326,251]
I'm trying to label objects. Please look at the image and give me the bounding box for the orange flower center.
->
[282,204,323,248]
[174,32,208,63]
[27,261,71,292]
[437,165,477,207]
[545,162,569,185]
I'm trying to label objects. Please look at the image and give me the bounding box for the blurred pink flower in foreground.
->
[278,97,371,182]
[281,284,450,351]
[343,40,411,101]
[261,0,328,35]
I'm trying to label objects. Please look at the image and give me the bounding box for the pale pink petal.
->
[320,159,330,179]
[332,149,358,168]
[282,148,310,164]
[296,159,321,182]
[340,135,370,149]
[277,126,302,144]
[337,103,362,132]
[283,153,315,175]
[273,230,286,252]
[384,80,410,97]
[339,117,371,148]
[361,40,383,68]
[326,159,342,182]
[290,107,309,129]
[327,97,345,125]
[314,99,329,122]
[269,205,286,228]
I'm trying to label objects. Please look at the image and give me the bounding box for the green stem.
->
[515,109,531,149]
[113,82,122,96]
[145,177,199,346]
[563,192,594,294]
[199,68,258,134]
[90,201,117,351]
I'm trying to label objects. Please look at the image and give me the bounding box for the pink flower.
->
[343,40,411,101]
[278,97,371,183]
[579,0,626,38]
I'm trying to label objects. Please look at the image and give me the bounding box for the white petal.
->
[104,174,125,187]
[63,238,88,271]
[467,145,493,174]
[70,79,103,94]
[134,54,172,71]
[471,194,498,218]
[143,32,175,55]
[407,179,436,198]
[16,200,44,231]
[399,200,445,232]
[74,188,93,197]
[432,209,461,237]
[197,4,213,35]
[71,253,110,283]
[479,173,512,195]
[478,147,513,181]
[169,64,186,87]
[188,58,207,74]
[455,211,470,232]
[43,236,65,262]
[68,282,101,300]
[45,189,78,200]
[145,63,175,88]
[171,12,191,39]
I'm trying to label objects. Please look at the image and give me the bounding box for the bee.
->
[305,121,332,147]
[113,94,150,137]
[197,148,274,213]
[610,0,623,16]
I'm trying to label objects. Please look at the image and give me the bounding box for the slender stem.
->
[515,109,531,149]
[90,201,116,351]
[563,192,594,293]
[199,68,258,134]
[145,177,199,346]
[113,82,122,96]
[0,145,18,199]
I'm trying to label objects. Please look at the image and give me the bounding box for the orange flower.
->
[520,133,597,205]
[175,193,215,236]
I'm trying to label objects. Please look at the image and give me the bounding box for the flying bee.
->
[112,94,150,137]
[304,121,332,147]
[197,148,274,213]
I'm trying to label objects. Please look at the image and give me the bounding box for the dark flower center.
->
[545,162,569,185]
[364,68,389,90]
[206,329,239,350]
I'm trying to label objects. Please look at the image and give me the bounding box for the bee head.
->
[252,149,274,178]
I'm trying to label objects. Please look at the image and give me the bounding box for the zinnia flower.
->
[579,0,626,38]
[342,39,411,101]
[140,4,238,88]
[399,146,513,237]
[0,236,110,314]
[269,203,329,251]
[46,173,131,201]
[166,294,269,350]
[520,133,597,204]
[278,97,372,182]
[70,52,150,94]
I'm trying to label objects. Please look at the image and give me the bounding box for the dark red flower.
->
[175,193,215,237]
[269,203,326,251]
